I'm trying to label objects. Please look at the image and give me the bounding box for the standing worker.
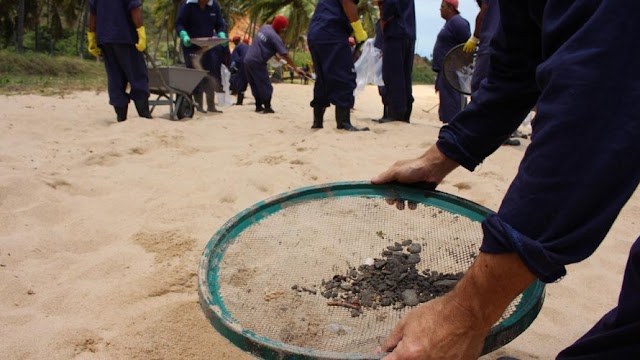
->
[175,0,227,114]
[463,0,522,146]
[87,0,152,122]
[230,36,250,105]
[374,0,416,123]
[373,0,640,359]
[432,0,470,124]
[243,15,303,114]
[307,0,370,131]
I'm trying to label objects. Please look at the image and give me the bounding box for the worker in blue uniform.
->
[230,36,250,105]
[373,0,640,359]
[88,0,151,122]
[307,0,370,131]
[432,0,470,124]
[463,0,521,146]
[243,15,303,114]
[175,0,227,114]
[373,18,387,122]
[374,0,416,123]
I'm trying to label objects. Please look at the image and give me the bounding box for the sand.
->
[0,83,637,359]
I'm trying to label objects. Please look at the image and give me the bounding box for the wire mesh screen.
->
[214,196,521,356]
[443,44,475,95]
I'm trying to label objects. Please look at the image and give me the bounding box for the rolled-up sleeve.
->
[438,0,640,283]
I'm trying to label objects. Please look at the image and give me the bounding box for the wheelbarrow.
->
[145,37,228,120]
[147,65,208,120]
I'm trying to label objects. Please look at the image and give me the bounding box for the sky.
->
[414,0,480,59]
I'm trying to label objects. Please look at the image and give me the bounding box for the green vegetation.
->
[0,51,106,95]
[412,60,436,85]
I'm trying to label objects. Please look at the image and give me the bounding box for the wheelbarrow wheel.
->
[175,94,194,120]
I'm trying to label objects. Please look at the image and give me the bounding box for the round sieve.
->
[443,43,475,95]
[198,182,545,359]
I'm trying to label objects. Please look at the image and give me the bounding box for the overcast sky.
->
[414,0,479,59]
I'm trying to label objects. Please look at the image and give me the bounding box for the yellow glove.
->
[87,31,101,58]
[350,20,367,43]
[463,36,479,53]
[135,26,147,52]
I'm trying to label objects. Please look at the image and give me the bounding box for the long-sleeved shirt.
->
[89,0,141,45]
[436,0,640,283]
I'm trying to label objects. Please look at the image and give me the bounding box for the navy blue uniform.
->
[230,42,249,93]
[243,25,289,108]
[307,0,358,109]
[437,1,640,357]
[175,0,225,95]
[374,20,387,115]
[381,0,416,120]
[470,0,499,94]
[89,0,149,108]
[432,13,470,123]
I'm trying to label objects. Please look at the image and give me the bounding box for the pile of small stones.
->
[301,239,464,317]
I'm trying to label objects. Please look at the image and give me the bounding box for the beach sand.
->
[0,84,637,359]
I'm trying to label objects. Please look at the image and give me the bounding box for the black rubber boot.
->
[403,102,412,123]
[255,99,264,112]
[236,92,244,105]
[193,93,206,113]
[206,93,222,113]
[114,106,128,122]
[312,107,326,128]
[336,106,369,131]
[262,99,275,114]
[134,99,152,119]
[373,106,387,122]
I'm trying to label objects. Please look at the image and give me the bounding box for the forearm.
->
[282,54,299,72]
[451,252,536,331]
[130,6,143,28]
[473,3,487,39]
[89,14,96,32]
[341,0,359,22]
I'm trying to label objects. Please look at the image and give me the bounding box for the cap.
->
[232,35,241,43]
[444,0,459,10]
[243,36,250,44]
[272,15,289,33]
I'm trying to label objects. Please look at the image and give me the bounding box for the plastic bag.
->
[217,65,234,107]
[354,39,384,96]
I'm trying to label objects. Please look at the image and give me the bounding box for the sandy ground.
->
[0,83,637,359]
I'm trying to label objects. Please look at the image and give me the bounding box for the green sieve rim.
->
[198,181,545,359]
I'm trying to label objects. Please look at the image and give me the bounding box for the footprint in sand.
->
[453,182,472,191]
[84,151,122,166]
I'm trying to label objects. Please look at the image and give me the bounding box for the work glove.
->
[350,20,368,43]
[87,31,101,58]
[179,30,191,47]
[135,26,147,52]
[217,31,228,47]
[463,36,479,53]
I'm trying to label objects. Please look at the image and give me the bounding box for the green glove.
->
[87,31,101,58]
[179,30,191,47]
[463,36,479,53]
[218,31,228,47]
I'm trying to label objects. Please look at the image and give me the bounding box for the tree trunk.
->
[16,0,25,53]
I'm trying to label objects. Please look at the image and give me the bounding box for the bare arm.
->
[473,2,488,39]
[89,13,96,32]
[130,6,144,29]
[341,0,359,22]
[380,252,537,359]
